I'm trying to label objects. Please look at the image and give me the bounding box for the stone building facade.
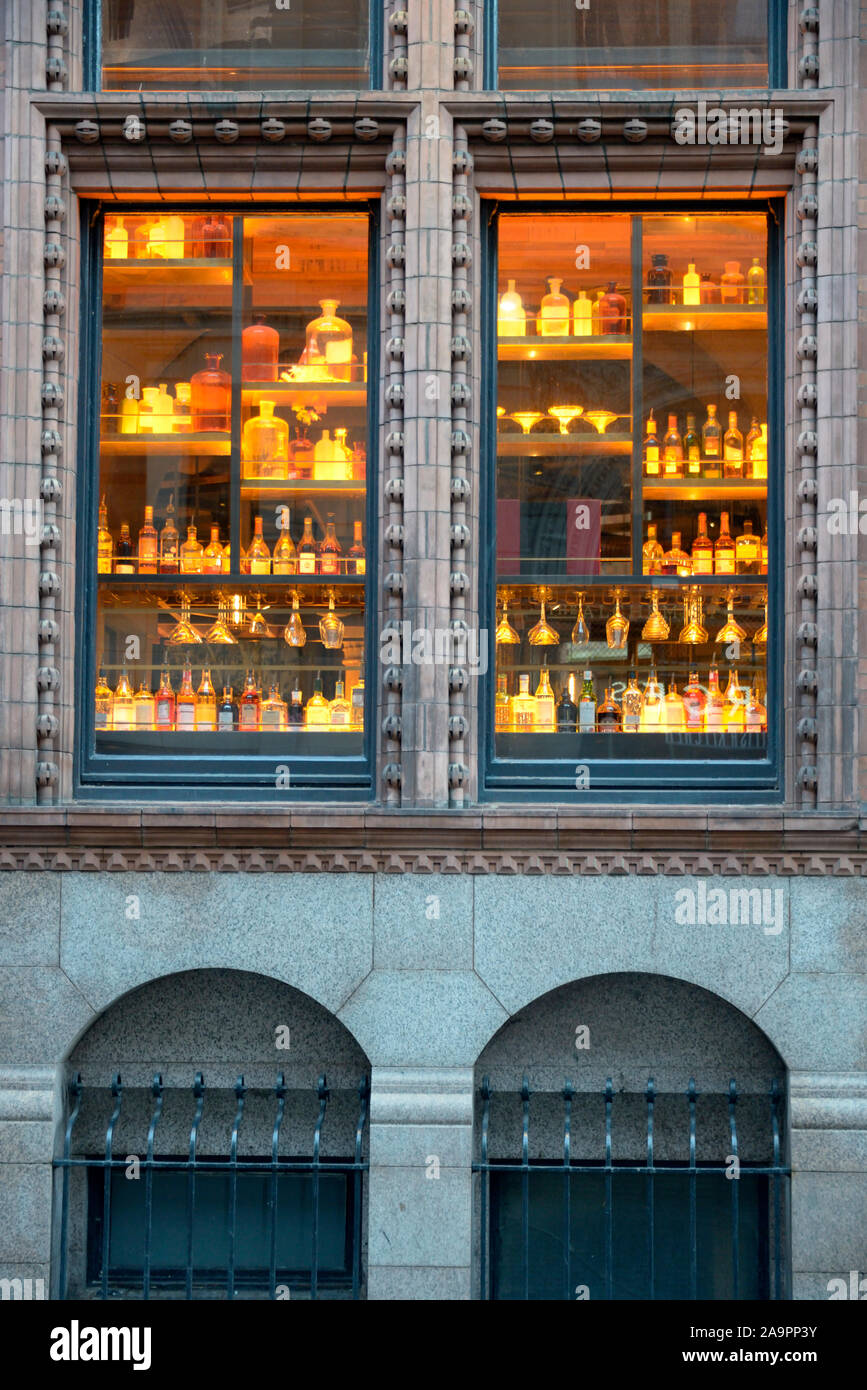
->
[0,0,864,1301]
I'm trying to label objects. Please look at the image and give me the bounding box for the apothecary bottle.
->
[191,353,230,432]
[538,278,570,336]
[242,315,279,382]
[497,279,526,336]
[305,300,353,380]
[600,281,627,334]
[647,253,673,305]
[720,260,745,304]
[242,400,289,478]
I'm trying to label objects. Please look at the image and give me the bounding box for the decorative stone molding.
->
[795,124,819,807]
[383,133,407,806]
[387,7,409,90]
[449,128,473,808]
[797,7,820,88]
[454,8,475,91]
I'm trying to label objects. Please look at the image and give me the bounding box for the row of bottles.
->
[642,512,766,576]
[104,213,231,261]
[95,665,364,732]
[241,402,365,481]
[643,408,768,480]
[98,497,365,576]
[498,278,630,338]
[646,255,765,306]
[496,665,767,734]
[242,305,360,384]
[102,357,230,434]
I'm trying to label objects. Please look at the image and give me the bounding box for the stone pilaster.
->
[789,1072,867,1298]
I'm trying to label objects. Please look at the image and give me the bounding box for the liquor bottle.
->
[735,518,761,574]
[704,664,725,731]
[683,263,701,306]
[330,677,351,728]
[104,217,128,259]
[577,670,596,733]
[97,495,113,573]
[640,670,664,730]
[682,669,707,731]
[190,352,230,432]
[261,683,287,731]
[701,404,722,474]
[159,495,180,573]
[242,314,279,382]
[572,289,592,336]
[538,278,570,336]
[297,515,318,575]
[747,258,765,305]
[511,673,537,731]
[760,522,768,573]
[662,531,691,577]
[94,668,113,729]
[642,522,664,575]
[222,543,232,574]
[217,686,237,732]
[714,511,736,576]
[180,525,203,574]
[348,520,366,575]
[723,412,744,477]
[647,253,673,305]
[497,279,526,337]
[134,505,158,576]
[239,670,261,731]
[720,260,745,304]
[663,679,685,732]
[273,515,297,575]
[305,671,331,726]
[745,681,767,731]
[112,668,135,730]
[195,668,217,731]
[683,414,702,477]
[134,679,155,729]
[319,514,342,577]
[691,512,715,575]
[643,410,660,477]
[242,400,289,479]
[288,682,304,728]
[154,669,175,730]
[534,666,556,731]
[723,669,746,730]
[747,420,768,479]
[203,524,223,574]
[247,516,272,575]
[495,673,512,731]
[662,414,684,477]
[115,523,135,574]
[622,671,643,732]
[350,677,365,731]
[556,674,578,732]
[600,281,628,334]
[597,686,622,732]
[305,300,353,381]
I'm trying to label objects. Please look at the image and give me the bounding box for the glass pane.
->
[101,0,370,91]
[497,0,768,90]
[94,210,369,763]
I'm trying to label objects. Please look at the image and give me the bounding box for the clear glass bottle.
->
[663,679,685,732]
[642,522,664,575]
[745,681,767,731]
[350,677,365,731]
[261,683,287,731]
[572,290,592,337]
[643,411,660,477]
[747,420,768,479]
[190,352,230,432]
[597,687,622,732]
[97,495,113,574]
[94,668,113,729]
[640,670,664,730]
[702,404,722,473]
[577,670,596,733]
[704,664,725,731]
[534,666,556,731]
[700,272,720,305]
[313,428,343,481]
[154,382,174,429]
[682,669,707,731]
[305,671,331,726]
[272,515,297,575]
[112,668,135,730]
[662,531,691,577]
[512,673,538,731]
[180,525,203,574]
[736,519,761,574]
[720,260,745,304]
[683,263,701,306]
[348,520,366,575]
[154,669,175,731]
[195,668,217,731]
[104,217,128,259]
[747,258,765,305]
[305,299,353,381]
[247,516,271,575]
[591,289,605,335]
[724,669,747,730]
[497,279,526,336]
[173,383,192,433]
[622,671,643,732]
[202,524,223,574]
[683,414,702,476]
[284,590,307,647]
[242,400,288,479]
[239,670,261,731]
[134,507,156,576]
[329,677,351,728]
[134,679,155,729]
[538,277,570,336]
[319,514,342,576]
[662,414,684,478]
[242,314,280,382]
[159,496,179,573]
[115,523,135,574]
[723,412,744,477]
[101,381,121,436]
[217,687,237,732]
[691,512,715,575]
[297,516,318,575]
[714,511,736,575]
[495,673,512,731]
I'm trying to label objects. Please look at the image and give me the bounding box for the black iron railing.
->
[474,1076,790,1301]
[54,1072,369,1300]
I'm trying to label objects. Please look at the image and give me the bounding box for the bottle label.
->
[704,439,720,457]
[273,560,296,575]
[692,554,714,575]
[321,556,339,575]
[578,704,596,732]
[726,447,743,462]
[714,555,735,575]
[645,444,659,462]
[95,709,109,729]
[623,712,640,732]
[239,704,258,728]
[331,709,350,726]
[353,558,366,575]
[250,560,271,575]
[261,709,282,727]
[298,552,316,574]
[195,715,215,731]
[177,704,195,728]
[705,706,724,729]
[115,562,135,574]
[155,698,173,725]
[218,709,234,730]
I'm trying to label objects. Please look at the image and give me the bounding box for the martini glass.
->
[511,411,544,436]
[548,405,584,436]
[583,409,622,435]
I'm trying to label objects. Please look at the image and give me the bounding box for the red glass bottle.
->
[319,514,342,576]
[600,280,628,335]
[190,352,230,432]
[242,315,279,382]
[154,669,176,731]
[202,213,231,259]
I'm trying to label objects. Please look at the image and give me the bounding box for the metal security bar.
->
[474,1076,790,1301]
[54,1072,370,1300]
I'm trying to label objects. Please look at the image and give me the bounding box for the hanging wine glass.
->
[605,589,629,650]
[527,597,559,646]
[203,597,238,644]
[680,591,708,645]
[754,601,768,644]
[318,589,345,649]
[166,593,203,645]
[641,590,670,642]
[571,591,589,646]
[495,595,520,645]
[284,590,307,647]
[715,590,747,644]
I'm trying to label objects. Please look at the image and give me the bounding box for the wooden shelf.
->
[497,433,632,457]
[642,478,767,501]
[497,335,633,360]
[100,434,231,456]
[103,259,233,288]
[642,306,767,333]
[241,479,366,496]
[242,382,366,407]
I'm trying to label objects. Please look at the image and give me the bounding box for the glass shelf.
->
[642,306,766,332]
[498,335,632,361]
[100,435,232,456]
[103,260,234,289]
[242,383,367,407]
[643,479,767,501]
[497,434,632,457]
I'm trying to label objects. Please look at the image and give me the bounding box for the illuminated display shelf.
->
[242,383,366,407]
[642,306,767,332]
[100,435,231,456]
[498,335,632,361]
[96,574,365,589]
[497,434,632,457]
[102,259,234,288]
[494,574,768,589]
[240,479,366,496]
[642,479,768,501]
